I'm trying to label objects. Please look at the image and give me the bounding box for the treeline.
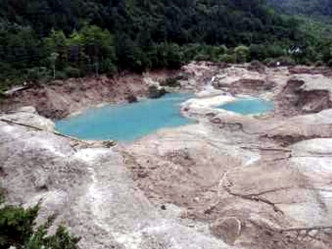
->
[0,0,327,89]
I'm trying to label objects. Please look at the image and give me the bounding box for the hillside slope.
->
[268,0,332,19]
[0,0,303,88]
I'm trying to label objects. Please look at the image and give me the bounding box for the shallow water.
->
[55,93,192,142]
[218,98,274,115]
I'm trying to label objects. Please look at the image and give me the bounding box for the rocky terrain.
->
[2,63,332,248]
[0,70,178,119]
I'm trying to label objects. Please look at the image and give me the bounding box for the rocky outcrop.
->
[0,74,150,119]
[0,112,232,249]
[0,106,54,131]
[124,104,332,249]
[148,85,167,99]
[277,75,332,116]
[3,63,332,249]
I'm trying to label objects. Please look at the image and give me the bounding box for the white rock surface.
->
[0,116,233,249]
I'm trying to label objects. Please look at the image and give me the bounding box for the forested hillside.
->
[268,0,332,18]
[0,0,329,89]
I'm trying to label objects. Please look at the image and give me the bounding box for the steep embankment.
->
[0,71,179,120]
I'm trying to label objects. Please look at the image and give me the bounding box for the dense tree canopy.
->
[268,0,332,18]
[0,0,329,89]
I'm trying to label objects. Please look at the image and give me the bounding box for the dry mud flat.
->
[2,64,332,248]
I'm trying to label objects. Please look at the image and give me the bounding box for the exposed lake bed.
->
[2,63,332,249]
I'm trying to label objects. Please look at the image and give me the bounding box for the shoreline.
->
[3,62,332,248]
[1,63,331,121]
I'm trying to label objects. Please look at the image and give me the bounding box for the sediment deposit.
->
[2,63,332,248]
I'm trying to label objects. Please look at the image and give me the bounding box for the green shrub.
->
[55,71,68,80]
[234,45,250,63]
[327,59,332,67]
[101,59,117,75]
[263,58,277,67]
[26,67,51,83]
[64,67,81,78]
[277,56,296,66]
[25,224,80,249]
[0,203,80,249]
[219,54,236,63]
[193,53,210,61]
[314,60,325,67]
[248,60,265,72]
[250,44,267,61]
[302,58,313,66]
[0,204,39,248]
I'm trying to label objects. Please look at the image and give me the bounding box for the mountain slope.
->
[268,0,332,19]
[0,0,316,88]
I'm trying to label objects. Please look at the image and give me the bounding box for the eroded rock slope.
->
[2,63,332,248]
[0,113,231,249]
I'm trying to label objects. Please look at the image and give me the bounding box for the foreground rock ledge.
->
[2,107,332,248]
[0,113,230,249]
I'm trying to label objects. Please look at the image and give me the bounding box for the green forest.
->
[1,0,332,89]
[268,0,332,19]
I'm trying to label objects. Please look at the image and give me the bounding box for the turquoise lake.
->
[218,98,274,115]
[55,93,192,142]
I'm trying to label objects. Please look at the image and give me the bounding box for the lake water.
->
[218,98,274,115]
[55,93,192,142]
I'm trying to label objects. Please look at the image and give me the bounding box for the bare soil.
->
[0,70,178,120]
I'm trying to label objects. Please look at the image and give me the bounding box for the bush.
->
[314,60,325,67]
[101,59,117,75]
[266,45,286,58]
[26,67,51,83]
[277,56,296,66]
[250,44,267,61]
[327,59,332,67]
[0,203,80,249]
[302,58,313,66]
[55,71,68,80]
[0,204,39,248]
[165,43,184,69]
[193,53,210,61]
[219,54,236,63]
[248,60,265,72]
[64,67,81,78]
[263,58,277,67]
[204,45,228,62]
[234,45,250,63]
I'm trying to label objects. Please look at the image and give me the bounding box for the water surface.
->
[56,93,192,142]
[218,98,274,115]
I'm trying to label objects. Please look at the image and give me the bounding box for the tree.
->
[80,26,116,76]
[234,45,250,63]
[49,52,59,79]
[0,0,324,87]
[44,30,68,71]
